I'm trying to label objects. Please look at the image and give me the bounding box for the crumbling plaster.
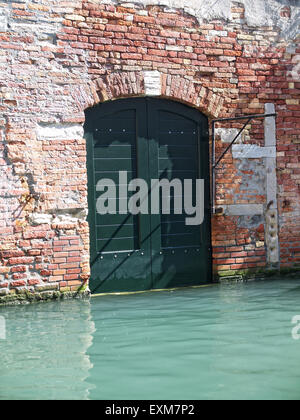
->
[103,0,300,40]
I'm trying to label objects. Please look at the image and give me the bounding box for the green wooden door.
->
[85,98,211,294]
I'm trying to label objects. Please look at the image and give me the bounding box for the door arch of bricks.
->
[75,71,227,120]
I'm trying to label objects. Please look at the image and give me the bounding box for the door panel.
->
[85,100,152,293]
[85,98,211,294]
[147,99,210,289]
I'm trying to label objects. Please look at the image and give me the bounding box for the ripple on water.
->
[0,279,300,400]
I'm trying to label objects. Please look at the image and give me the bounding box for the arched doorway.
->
[84,98,212,294]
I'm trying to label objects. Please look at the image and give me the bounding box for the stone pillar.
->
[264,103,279,265]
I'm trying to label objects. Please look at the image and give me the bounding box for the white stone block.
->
[232,144,276,159]
[265,103,276,147]
[215,128,241,144]
[29,213,53,226]
[224,204,264,216]
[144,71,162,96]
[0,16,7,32]
[37,123,84,141]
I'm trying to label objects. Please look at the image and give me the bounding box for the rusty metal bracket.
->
[211,112,277,214]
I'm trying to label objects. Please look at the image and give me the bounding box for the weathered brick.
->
[0,0,298,304]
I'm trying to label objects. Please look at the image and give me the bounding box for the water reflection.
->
[1,279,300,400]
[0,299,95,400]
[86,280,300,400]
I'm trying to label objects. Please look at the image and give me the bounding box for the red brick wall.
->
[0,0,299,300]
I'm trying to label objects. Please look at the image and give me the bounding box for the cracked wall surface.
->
[104,0,300,40]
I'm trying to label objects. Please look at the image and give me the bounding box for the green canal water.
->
[0,278,300,400]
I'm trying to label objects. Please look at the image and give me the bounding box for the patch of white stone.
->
[0,15,7,32]
[224,204,264,216]
[144,71,162,96]
[37,123,84,141]
[29,209,88,226]
[215,128,243,144]
[107,0,300,40]
[232,145,276,159]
